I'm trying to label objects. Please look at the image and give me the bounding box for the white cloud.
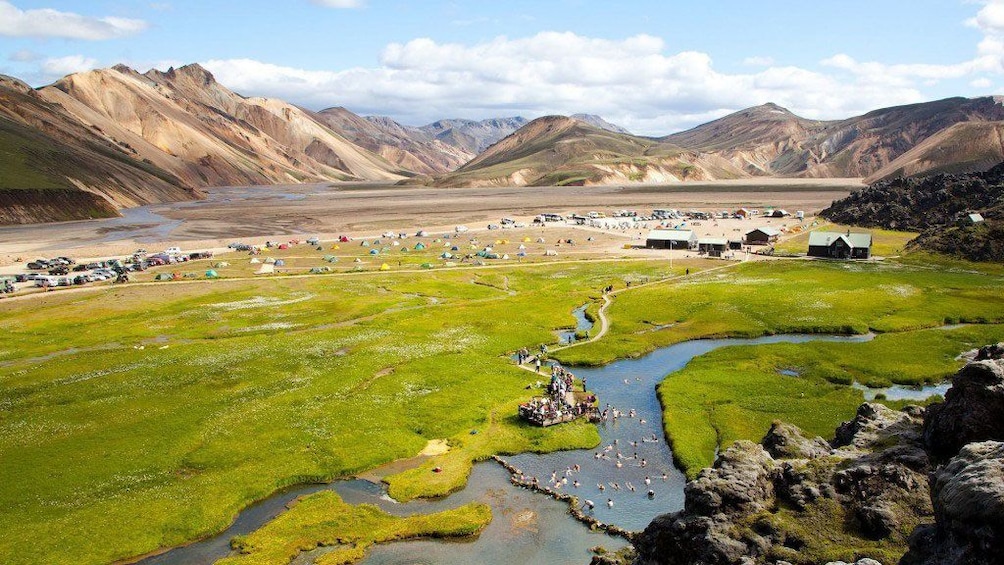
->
[8,49,40,62]
[0,1,147,40]
[743,56,775,67]
[968,0,1004,33]
[40,55,98,77]
[311,0,364,8]
[202,32,928,135]
[971,77,994,88]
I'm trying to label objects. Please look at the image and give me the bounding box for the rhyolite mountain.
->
[442,97,1004,188]
[5,61,1004,223]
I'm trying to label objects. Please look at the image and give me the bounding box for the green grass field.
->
[218,494,491,565]
[0,259,690,565]
[2,244,1003,565]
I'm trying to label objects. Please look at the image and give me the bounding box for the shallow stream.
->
[141,327,953,565]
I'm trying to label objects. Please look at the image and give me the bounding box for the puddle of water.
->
[779,369,800,377]
[851,381,949,401]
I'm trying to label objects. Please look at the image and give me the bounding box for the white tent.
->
[250,258,261,264]
[544,249,558,256]
[255,263,275,275]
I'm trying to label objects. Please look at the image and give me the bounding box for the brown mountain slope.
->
[863,121,1004,183]
[37,64,409,188]
[662,103,829,176]
[663,97,1004,180]
[312,108,473,174]
[437,116,745,187]
[0,74,199,224]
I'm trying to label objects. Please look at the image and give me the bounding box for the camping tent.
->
[361,241,370,247]
[212,261,229,268]
[400,247,410,253]
[536,237,546,243]
[155,273,173,281]
[205,270,218,278]
[416,230,429,237]
[275,259,286,267]
[523,237,532,242]
[309,266,331,274]
[441,252,453,259]
[250,258,261,264]
[380,263,390,271]
[392,241,400,246]
[544,250,558,256]
[420,263,434,269]
[353,258,363,263]
[369,249,380,255]
[518,244,526,250]
[265,257,276,264]
[414,243,427,250]
[323,255,338,263]
[255,264,275,275]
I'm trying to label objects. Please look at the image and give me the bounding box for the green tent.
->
[155,273,173,281]
[414,243,427,250]
[420,263,434,269]
[205,270,219,278]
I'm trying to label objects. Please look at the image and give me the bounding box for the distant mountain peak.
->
[570,113,632,134]
[145,63,216,86]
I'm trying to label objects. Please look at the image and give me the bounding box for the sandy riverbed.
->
[0,179,859,265]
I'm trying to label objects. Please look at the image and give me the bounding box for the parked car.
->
[26,261,48,270]
[164,247,182,255]
[48,266,69,276]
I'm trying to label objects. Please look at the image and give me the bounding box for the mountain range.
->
[3,62,1004,223]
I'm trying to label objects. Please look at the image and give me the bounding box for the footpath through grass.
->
[557,258,1004,366]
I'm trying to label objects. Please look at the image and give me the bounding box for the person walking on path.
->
[535,358,542,373]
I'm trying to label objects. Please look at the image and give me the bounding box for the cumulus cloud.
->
[0,1,147,40]
[311,0,364,8]
[968,0,1004,33]
[743,56,775,67]
[202,32,930,135]
[40,55,98,77]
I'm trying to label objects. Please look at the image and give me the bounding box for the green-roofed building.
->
[807,231,872,259]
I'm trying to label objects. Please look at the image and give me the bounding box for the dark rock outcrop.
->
[634,407,929,565]
[923,354,1004,460]
[900,441,1004,565]
[821,163,1004,262]
[762,421,831,460]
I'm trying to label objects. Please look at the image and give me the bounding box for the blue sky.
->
[1,1,1002,134]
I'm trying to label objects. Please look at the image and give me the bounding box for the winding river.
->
[141,310,950,565]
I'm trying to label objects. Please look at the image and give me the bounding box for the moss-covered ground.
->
[217,493,491,565]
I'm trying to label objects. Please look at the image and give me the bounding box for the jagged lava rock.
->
[923,355,1004,460]
[901,441,1004,565]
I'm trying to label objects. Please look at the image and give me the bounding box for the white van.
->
[164,246,182,255]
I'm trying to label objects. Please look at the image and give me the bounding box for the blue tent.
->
[369,249,379,255]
